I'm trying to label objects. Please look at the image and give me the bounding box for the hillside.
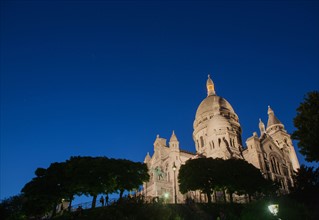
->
[52,197,314,220]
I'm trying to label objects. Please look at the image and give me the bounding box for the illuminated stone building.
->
[143,75,300,203]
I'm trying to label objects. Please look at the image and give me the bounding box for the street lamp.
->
[172,163,177,204]
[268,204,279,216]
[164,192,169,204]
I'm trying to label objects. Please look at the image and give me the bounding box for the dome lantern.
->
[206,74,216,96]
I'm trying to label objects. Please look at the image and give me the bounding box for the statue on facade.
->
[154,166,166,180]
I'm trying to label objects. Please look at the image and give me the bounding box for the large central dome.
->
[193,75,239,128]
[195,95,235,119]
[193,75,242,159]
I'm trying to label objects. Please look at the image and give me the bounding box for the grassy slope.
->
[54,197,315,220]
[54,203,242,220]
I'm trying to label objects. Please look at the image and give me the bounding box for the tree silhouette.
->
[115,159,149,200]
[67,157,109,208]
[178,158,225,203]
[292,91,319,162]
[0,194,25,220]
[223,159,275,202]
[21,162,69,217]
[290,165,319,219]
[178,157,274,203]
[20,156,149,216]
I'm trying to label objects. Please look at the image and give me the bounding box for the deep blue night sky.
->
[1,0,318,201]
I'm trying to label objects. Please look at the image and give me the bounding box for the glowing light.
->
[172,163,176,171]
[268,204,279,216]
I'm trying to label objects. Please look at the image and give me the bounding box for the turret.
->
[259,118,266,137]
[245,132,262,169]
[169,130,180,150]
[265,106,299,171]
[144,152,151,163]
[266,106,284,133]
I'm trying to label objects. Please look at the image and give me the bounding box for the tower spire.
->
[206,74,216,96]
[266,105,284,132]
[169,130,179,149]
[259,118,266,136]
[170,130,178,142]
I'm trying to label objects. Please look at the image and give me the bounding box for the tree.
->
[292,91,319,162]
[293,165,319,191]
[223,159,275,202]
[20,156,149,214]
[114,159,149,200]
[178,158,275,204]
[21,162,70,217]
[290,165,319,219]
[0,194,26,220]
[178,158,225,203]
[77,157,116,208]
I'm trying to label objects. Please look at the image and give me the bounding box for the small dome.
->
[195,95,235,119]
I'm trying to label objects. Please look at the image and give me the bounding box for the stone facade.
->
[143,75,300,203]
[143,132,195,203]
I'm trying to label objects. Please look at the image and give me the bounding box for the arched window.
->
[282,165,288,176]
[276,161,281,175]
[284,139,288,145]
[200,136,204,148]
[164,163,170,182]
[271,158,277,174]
[258,154,264,170]
[270,156,282,175]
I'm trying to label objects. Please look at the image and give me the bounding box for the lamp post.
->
[172,163,177,204]
[268,204,280,219]
[164,192,169,204]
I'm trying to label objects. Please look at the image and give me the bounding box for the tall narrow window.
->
[276,161,281,174]
[258,154,263,170]
[200,136,204,148]
[271,158,276,173]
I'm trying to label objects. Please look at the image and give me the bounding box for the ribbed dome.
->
[195,95,235,119]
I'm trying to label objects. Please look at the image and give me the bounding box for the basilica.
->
[143,75,300,203]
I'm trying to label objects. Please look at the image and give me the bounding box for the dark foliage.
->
[292,91,319,162]
[178,157,274,204]
[289,165,319,219]
[0,194,26,220]
[17,156,149,218]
